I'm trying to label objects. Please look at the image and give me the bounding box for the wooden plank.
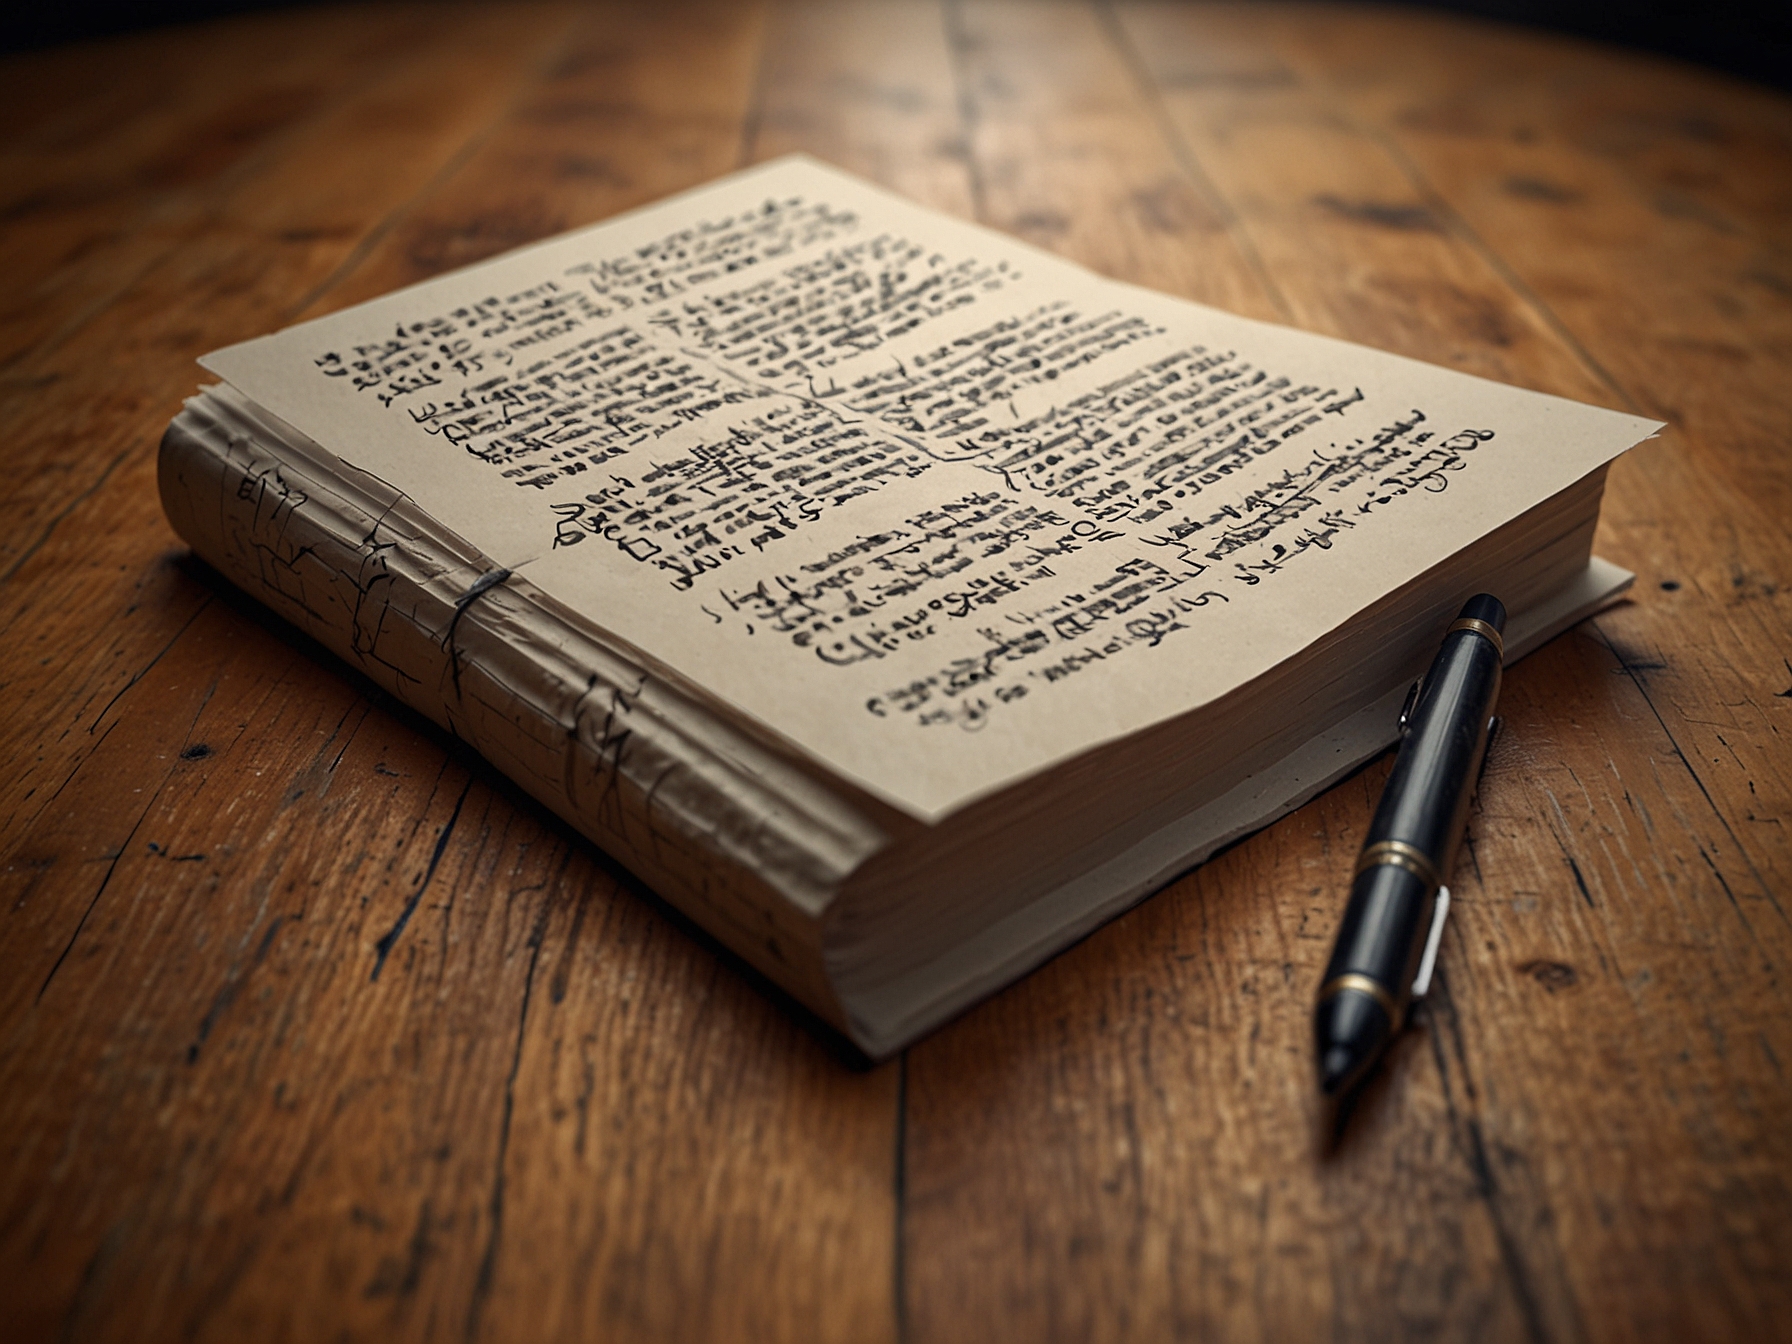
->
[910,623,1792,1341]
[2,591,894,1341]
[1266,5,1792,256]
[747,0,976,217]
[1124,5,1792,1336]
[1192,23,1792,1329]
[1233,3,1792,903]
[1105,7,1614,395]
[939,0,1280,320]
[1,4,901,1341]
[1441,628,1792,1342]
[1253,6,1792,505]
[0,3,584,866]
[0,3,583,597]
[307,0,778,315]
[0,12,336,163]
[902,4,1530,1336]
[895,1,1792,1339]
[1105,0,1791,932]
[905,770,1550,1341]
[1109,0,1792,899]
[0,6,584,1330]
[0,5,448,374]
[288,5,907,1338]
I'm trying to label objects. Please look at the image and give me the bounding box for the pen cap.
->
[1456,593,1507,632]
[1323,591,1506,997]
[1373,601,1506,866]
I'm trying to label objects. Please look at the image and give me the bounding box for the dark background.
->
[2,0,1789,94]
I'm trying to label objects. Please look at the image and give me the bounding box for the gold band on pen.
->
[1447,616,1504,660]
[1354,839,1442,891]
[1317,973,1399,1021]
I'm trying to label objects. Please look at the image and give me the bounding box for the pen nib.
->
[1319,1045,1358,1097]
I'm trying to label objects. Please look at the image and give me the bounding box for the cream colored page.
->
[201,155,1657,821]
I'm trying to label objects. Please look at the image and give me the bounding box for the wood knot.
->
[1517,959,1578,992]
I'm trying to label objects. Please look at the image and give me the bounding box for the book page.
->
[201,155,1657,821]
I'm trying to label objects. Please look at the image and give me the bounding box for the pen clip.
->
[1397,678,1422,735]
[1477,715,1502,791]
[1411,886,1451,999]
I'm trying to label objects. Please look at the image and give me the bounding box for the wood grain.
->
[1,2,1787,1340]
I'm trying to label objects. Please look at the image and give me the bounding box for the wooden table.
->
[4,2,1789,1339]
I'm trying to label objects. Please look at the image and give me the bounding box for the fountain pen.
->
[1315,594,1506,1099]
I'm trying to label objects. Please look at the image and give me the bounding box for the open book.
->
[159,156,1657,1056]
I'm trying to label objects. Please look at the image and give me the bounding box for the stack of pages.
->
[160,157,1656,1055]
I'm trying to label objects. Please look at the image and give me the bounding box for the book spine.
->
[158,392,888,1037]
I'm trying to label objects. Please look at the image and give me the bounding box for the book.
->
[158,155,1657,1056]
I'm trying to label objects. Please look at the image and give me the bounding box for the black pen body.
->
[1316,594,1506,1097]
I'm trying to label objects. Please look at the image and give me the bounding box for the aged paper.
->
[202,155,1657,821]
